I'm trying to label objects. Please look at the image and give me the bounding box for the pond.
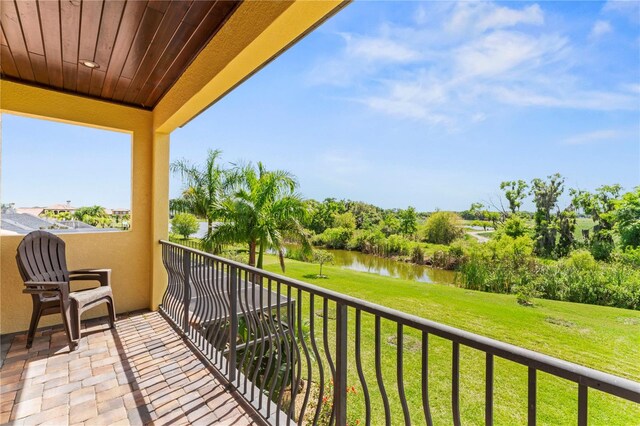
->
[324,248,456,285]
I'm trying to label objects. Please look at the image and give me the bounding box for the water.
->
[324,248,456,285]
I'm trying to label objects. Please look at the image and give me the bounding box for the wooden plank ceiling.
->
[0,0,239,109]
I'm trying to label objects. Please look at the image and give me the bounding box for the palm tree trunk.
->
[257,239,265,269]
[248,240,256,267]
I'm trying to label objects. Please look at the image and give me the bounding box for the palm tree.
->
[170,149,225,233]
[207,162,310,271]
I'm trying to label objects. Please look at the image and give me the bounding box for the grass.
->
[261,254,640,425]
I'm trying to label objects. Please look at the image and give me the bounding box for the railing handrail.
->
[159,239,640,404]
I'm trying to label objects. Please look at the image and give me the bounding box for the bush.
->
[421,211,464,245]
[590,238,615,261]
[171,213,199,239]
[500,215,530,238]
[614,187,640,248]
[457,240,640,310]
[313,227,353,249]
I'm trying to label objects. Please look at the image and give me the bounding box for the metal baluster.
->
[297,289,312,425]
[309,294,325,426]
[285,285,302,423]
[528,367,537,426]
[421,332,433,426]
[323,299,337,426]
[486,353,494,426]
[452,342,461,426]
[355,310,371,426]
[229,266,238,385]
[397,324,410,425]
[335,302,348,426]
[375,315,391,425]
[182,248,191,334]
[578,384,588,426]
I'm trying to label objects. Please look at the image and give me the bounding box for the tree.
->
[307,198,341,234]
[171,149,226,234]
[312,250,334,277]
[571,184,622,243]
[556,207,576,257]
[208,162,310,271]
[421,211,464,244]
[171,213,199,239]
[614,187,640,248]
[333,211,356,229]
[343,200,383,229]
[500,180,529,214]
[398,206,418,236]
[530,174,564,257]
[73,206,110,227]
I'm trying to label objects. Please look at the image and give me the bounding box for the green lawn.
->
[261,255,640,425]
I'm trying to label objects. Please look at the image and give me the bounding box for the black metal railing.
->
[159,240,640,425]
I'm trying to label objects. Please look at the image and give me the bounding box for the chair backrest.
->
[16,230,70,283]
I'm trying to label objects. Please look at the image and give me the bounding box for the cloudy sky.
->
[3,1,639,211]
[171,0,639,211]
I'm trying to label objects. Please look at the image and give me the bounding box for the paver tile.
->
[0,312,260,425]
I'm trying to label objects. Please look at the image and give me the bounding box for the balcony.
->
[1,1,639,425]
[1,242,639,425]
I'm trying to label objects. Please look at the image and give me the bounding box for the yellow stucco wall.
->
[0,80,156,334]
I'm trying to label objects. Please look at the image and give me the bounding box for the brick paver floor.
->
[0,311,261,425]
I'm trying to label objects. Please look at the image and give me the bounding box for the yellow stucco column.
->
[150,132,170,310]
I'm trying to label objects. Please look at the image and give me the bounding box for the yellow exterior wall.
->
[0,80,155,334]
[150,132,170,310]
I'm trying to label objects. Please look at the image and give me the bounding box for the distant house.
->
[111,208,130,217]
[42,201,76,216]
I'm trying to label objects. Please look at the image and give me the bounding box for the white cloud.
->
[603,1,640,23]
[490,86,638,111]
[308,1,639,127]
[447,2,544,34]
[476,4,544,32]
[563,130,624,145]
[590,20,613,39]
[343,34,421,63]
[454,31,568,77]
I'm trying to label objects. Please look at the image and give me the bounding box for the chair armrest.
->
[70,269,111,287]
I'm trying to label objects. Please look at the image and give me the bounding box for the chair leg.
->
[26,299,42,349]
[60,299,78,351]
[107,298,116,328]
[74,303,82,343]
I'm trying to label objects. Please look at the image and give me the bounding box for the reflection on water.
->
[326,249,455,284]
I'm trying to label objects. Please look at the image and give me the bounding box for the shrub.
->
[590,238,615,261]
[333,212,357,229]
[500,215,530,238]
[171,213,199,239]
[614,187,640,248]
[313,227,353,249]
[421,211,464,244]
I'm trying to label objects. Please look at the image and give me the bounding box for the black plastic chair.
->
[16,230,116,350]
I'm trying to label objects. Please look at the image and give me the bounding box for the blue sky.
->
[2,1,639,212]
[171,0,640,211]
[1,114,131,209]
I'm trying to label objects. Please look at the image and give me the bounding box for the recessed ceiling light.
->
[79,59,100,69]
